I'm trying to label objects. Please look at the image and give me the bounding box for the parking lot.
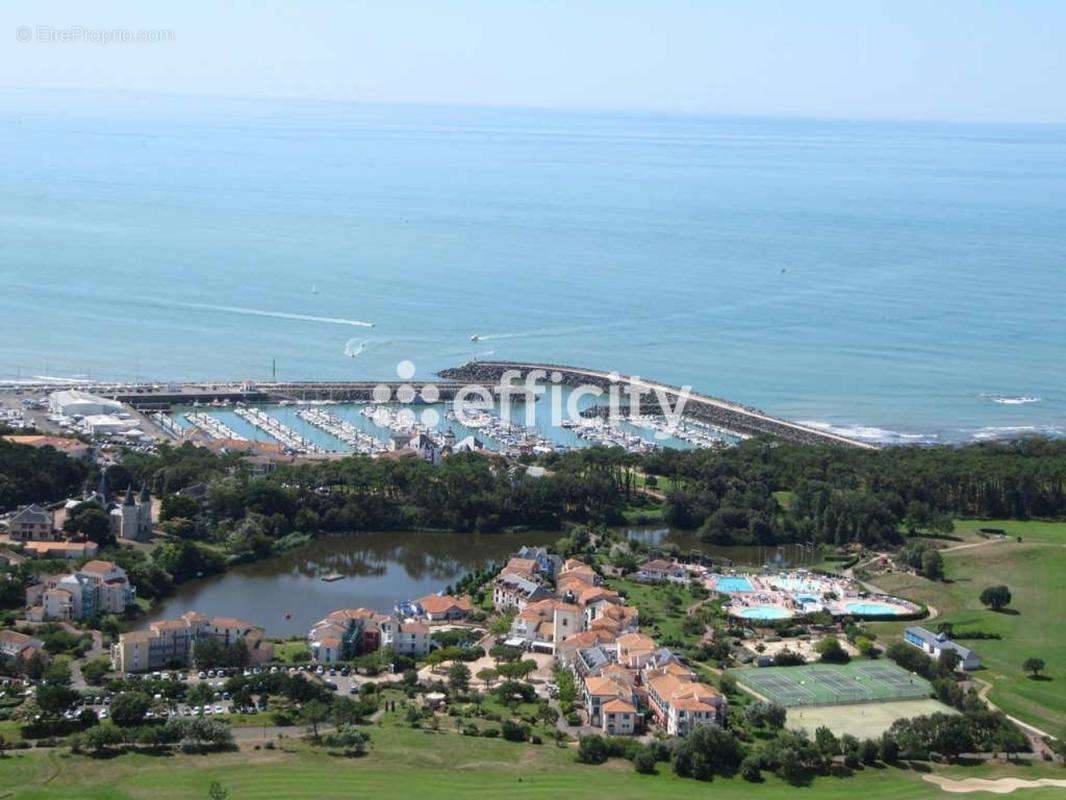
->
[14,661,402,724]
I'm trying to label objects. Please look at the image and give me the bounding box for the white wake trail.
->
[177,302,374,328]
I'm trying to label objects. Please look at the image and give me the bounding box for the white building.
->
[83,415,129,437]
[904,626,982,670]
[48,390,123,418]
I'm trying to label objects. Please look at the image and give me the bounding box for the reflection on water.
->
[626,527,817,567]
[145,530,558,636]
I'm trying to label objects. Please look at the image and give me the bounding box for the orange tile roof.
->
[585,676,630,697]
[602,698,637,714]
[557,630,617,651]
[617,632,656,652]
[417,595,473,614]
[504,557,539,576]
[79,560,118,575]
[647,673,721,712]
[210,617,255,630]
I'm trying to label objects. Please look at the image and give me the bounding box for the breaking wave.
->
[798,420,937,444]
[980,393,1042,405]
[971,425,1064,441]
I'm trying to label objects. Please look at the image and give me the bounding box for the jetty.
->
[438,361,878,449]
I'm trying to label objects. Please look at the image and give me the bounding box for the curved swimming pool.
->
[736,605,792,620]
[844,601,903,616]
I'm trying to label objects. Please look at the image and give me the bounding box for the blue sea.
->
[1,88,1064,444]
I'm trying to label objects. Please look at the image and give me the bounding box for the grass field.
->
[2,724,1066,800]
[270,640,312,663]
[870,518,1066,738]
[606,578,705,645]
[730,661,933,707]
[786,698,957,739]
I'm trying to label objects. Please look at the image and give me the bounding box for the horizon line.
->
[2,83,1065,129]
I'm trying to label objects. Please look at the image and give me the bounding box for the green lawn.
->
[870,518,1066,738]
[270,640,312,664]
[2,724,1065,800]
[605,578,705,645]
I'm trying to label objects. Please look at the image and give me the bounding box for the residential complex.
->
[25,560,136,622]
[497,552,727,737]
[111,612,273,674]
[307,607,432,664]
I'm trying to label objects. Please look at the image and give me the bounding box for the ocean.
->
[1,88,1063,444]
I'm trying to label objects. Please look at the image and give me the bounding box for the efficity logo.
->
[370,361,692,439]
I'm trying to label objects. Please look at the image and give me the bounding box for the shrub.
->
[500,720,528,742]
[577,734,609,765]
[633,746,658,774]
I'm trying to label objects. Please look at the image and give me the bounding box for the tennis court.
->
[729,660,933,707]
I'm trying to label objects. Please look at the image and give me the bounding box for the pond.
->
[144,529,558,636]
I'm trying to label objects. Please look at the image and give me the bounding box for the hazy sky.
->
[2,1,1065,123]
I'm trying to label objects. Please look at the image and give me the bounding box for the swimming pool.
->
[737,606,792,620]
[844,602,903,616]
[796,594,821,604]
[715,576,755,594]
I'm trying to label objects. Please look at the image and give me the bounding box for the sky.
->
[1,0,1065,123]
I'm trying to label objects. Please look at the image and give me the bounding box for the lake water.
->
[626,527,818,566]
[1,89,1064,444]
[144,530,557,636]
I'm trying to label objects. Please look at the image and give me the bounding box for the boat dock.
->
[185,411,245,440]
[445,407,557,456]
[233,405,322,453]
[297,407,386,455]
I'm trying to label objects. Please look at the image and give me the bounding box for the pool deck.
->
[712,569,919,620]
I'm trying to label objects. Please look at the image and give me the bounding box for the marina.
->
[233,405,322,453]
[184,411,244,440]
[360,404,444,445]
[570,417,658,453]
[446,406,558,455]
[297,406,386,455]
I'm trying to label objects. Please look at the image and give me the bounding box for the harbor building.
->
[47,389,123,417]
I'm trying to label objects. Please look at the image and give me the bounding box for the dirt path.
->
[922,775,1066,794]
[941,538,1010,553]
[973,677,1057,747]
